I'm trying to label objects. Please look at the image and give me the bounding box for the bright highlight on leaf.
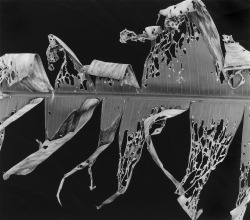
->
[1,0,250,220]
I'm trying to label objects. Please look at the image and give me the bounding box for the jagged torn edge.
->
[46,34,140,91]
[231,176,250,220]
[175,104,244,220]
[3,98,100,180]
[120,26,162,43]
[56,108,122,205]
[176,118,234,220]
[0,53,53,151]
[56,107,186,207]
[120,0,226,83]
[2,33,141,178]
[159,0,225,81]
[0,98,44,134]
[46,34,94,90]
[222,35,250,90]
[230,105,250,220]
[97,108,186,209]
[0,53,53,92]
[0,97,44,151]
[86,59,140,89]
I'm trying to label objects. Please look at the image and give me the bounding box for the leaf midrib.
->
[3,91,250,103]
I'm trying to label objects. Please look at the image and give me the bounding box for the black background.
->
[0,0,250,219]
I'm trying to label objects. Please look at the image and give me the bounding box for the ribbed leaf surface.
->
[0,53,53,150]
[1,1,250,219]
[177,102,244,219]
[45,96,100,139]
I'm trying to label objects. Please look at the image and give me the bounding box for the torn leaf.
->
[159,0,224,76]
[159,0,197,17]
[122,0,229,94]
[0,54,53,92]
[223,36,250,90]
[223,35,250,71]
[47,34,82,72]
[3,98,99,180]
[230,104,250,220]
[1,0,250,219]
[0,96,44,151]
[46,34,94,91]
[87,60,140,89]
[176,102,244,220]
[97,103,188,209]
[0,97,43,132]
[56,100,123,205]
[120,26,162,43]
[0,53,51,151]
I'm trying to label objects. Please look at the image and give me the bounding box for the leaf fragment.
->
[230,104,250,220]
[0,54,53,92]
[176,102,244,220]
[3,98,99,180]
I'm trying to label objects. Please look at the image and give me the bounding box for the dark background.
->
[0,0,250,219]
